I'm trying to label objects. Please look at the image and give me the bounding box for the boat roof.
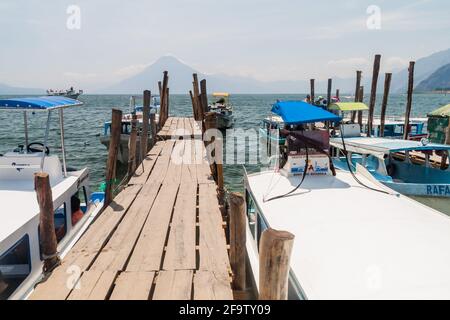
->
[428,104,450,117]
[0,96,83,111]
[330,137,450,158]
[246,169,450,299]
[329,102,369,112]
[271,101,341,125]
[213,92,230,97]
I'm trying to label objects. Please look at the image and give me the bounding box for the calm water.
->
[0,93,448,193]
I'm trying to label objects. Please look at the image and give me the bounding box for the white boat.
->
[100,96,160,164]
[245,101,450,300]
[0,96,104,300]
[209,92,234,129]
[47,87,83,100]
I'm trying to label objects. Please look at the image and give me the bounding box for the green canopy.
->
[328,102,369,112]
[428,104,450,117]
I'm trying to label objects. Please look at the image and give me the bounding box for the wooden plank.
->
[30,184,142,300]
[126,141,184,272]
[198,184,231,277]
[90,141,175,272]
[109,272,155,300]
[194,271,233,300]
[67,271,117,300]
[128,140,165,185]
[163,181,197,270]
[152,270,193,300]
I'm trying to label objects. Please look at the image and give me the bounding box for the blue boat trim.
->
[0,96,83,111]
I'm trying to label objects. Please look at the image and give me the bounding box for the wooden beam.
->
[367,55,381,137]
[127,113,138,178]
[403,61,415,140]
[200,79,209,114]
[229,192,246,291]
[357,86,364,127]
[104,109,122,207]
[310,79,315,105]
[141,90,151,162]
[259,229,294,300]
[159,71,169,128]
[352,70,362,122]
[35,172,60,272]
[379,73,392,137]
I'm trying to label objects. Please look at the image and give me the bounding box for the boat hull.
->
[217,114,234,129]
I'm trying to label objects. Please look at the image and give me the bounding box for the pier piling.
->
[104,109,122,207]
[259,229,295,300]
[141,90,151,161]
[352,70,362,122]
[358,86,364,127]
[368,55,381,137]
[127,113,138,178]
[403,61,415,140]
[310,79,315,105]
[380,73,392,137]
[229,192,246,292]
[34,172,60,272]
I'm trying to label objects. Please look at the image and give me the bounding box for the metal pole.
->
[59,109,67,177]
[40,111,52,171]
[23,111,29,151]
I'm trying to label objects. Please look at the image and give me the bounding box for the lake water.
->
[0,93,448,193]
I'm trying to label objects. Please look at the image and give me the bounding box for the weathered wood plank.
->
[109,272,155,300]
[128,140,165,185]
[67,271,117,300]
[194,271,233,300]
[152,270,193,300]
[198,184,231,277]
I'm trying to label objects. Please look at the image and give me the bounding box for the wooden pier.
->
[30,117,234,300]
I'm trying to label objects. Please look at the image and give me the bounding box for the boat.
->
[331,136,450,214]
[100,96,160,164]
[209,92,234,129]
[427,103,450,144]
[245,100,450,299]
[46,87,83,100]
[0,96,105,300]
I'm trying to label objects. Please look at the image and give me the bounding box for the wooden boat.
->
[100,96,160,164]
[209,92,234,129]
[0,97,104,300]
[331,136,450,215]
[245,101,450,299]
[427,104,450,144]
[46,87,83,100]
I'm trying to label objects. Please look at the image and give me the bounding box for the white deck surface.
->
[247,170,450,299]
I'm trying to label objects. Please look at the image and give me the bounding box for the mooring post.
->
[190,90,198,121]
[352,70,362,122]
[310,79,315,105]
[104,109,122,208]
[259,229,295,300]
[141,90,150,161]
[403,61,415,140]
[380,73,392,137]
[200,79,209,114]
[127,113,138,178]
[35,172,60,272]
[203,112,218,180]
[358,86,364,127]
[193,74,203,121]
[367,55,381,137]
[336,89,340,101]
[229,192,246,291]
[150,113,157,149]
[159,71,169,128]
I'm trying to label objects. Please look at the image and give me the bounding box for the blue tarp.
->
[0,96,83,111]
[271,101,341,125]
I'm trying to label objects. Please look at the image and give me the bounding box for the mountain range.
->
[416,63,450,92]
[1,48,450,95]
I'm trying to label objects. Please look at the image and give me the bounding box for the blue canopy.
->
[0,96,83,111]
[271,101,341,125]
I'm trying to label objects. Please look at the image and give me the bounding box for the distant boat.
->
[47,87,83,99]
[209,92,234,129]
[0,96,104,300]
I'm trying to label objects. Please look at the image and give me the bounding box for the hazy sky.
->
[0,0,449,90]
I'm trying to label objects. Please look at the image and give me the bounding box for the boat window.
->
[54,203,67,242]
[71,187,87,227]
[0,235,31,300]
[246,190,257,239]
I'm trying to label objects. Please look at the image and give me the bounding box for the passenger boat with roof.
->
[245,100,450,299]
[46,87,83,100]
[0,96,104,300]
[209,92,234,129]
[100,95,160,164]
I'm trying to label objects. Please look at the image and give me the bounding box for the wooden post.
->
[352,71,362,122]
[310,79,315,105]
[403,61,415,140]
[165,87,170,124]
[104,109,122,207]
[158,81,162,97]
[259,229,295,300]
[336,89,340,100]
[150,113,157,148]
[203,112,218,180]
[159,71,169,128]
[367,55,381,137]
[193,74,202,121]
[35,172,60,272]
[379,73,392,137]
[358,86,364,127]
[141,90,150,161]
[326,78,332,109]
[229,192,246,291]
[190,90,198,120]
[127,113,138,177]
[200,79,209,113]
